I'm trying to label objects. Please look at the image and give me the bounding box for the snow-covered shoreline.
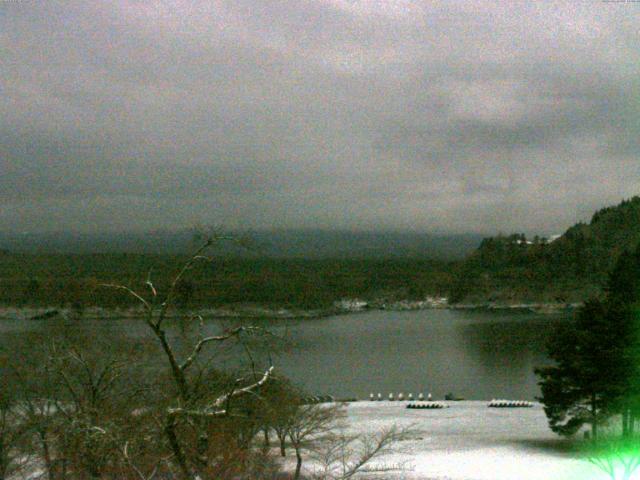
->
[0,299,580,322]
[290,401,602,480]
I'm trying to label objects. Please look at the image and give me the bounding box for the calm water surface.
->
[268,309,566,401]
[2,309,568,401]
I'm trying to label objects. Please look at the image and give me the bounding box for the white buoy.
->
[388,393,394,401]
[427,393,432,402]
[398,393,404,401]
[408,393,414,401]
[418,393,424,401]
[377,393,382,401]
[369,393,375,401]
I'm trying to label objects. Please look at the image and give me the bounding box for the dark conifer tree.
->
[536,241,640,439]
[535,299,616,438]
[604,245,640,436]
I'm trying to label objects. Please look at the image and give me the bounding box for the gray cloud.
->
[1,0,639,235]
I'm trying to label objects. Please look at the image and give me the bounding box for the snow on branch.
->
[179,325,265,372]
[167,366,274,418]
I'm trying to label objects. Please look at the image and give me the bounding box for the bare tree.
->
[5,329,59,480]
[0,388,32,480]
[44,338,146,479]
[308,425,413,480]
[287,404,346,480]
[6,321,164,480]
[104,236,275,480]
[259,377,303,457]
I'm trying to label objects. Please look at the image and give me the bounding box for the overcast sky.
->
[2,0,639,235]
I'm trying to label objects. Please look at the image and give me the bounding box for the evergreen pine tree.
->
[604,245,640,436]
[535,299,616,438]
[536,241,640,439]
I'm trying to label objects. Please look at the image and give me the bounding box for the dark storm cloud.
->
[1,0,639,234]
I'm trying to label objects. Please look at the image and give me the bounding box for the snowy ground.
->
[308,401,608,480]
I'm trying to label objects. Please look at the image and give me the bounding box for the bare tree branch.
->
[179,326,261,372]
[102,284,152,311]
[157,241,214,328]
[168,366,274,419]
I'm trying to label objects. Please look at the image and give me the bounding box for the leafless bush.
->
[13,326,160,480]
[0,386,33,480]
[286,404,345,480]
[258,377,305,457]
[308,425,414,480]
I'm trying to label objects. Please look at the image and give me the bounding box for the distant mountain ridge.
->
[0,229,483,260]
[450,196,640,304]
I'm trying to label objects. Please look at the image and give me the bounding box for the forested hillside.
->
[0,254,452,311]
[449,196,640,304]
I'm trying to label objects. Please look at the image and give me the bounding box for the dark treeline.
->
[1,196,639,311]
[450,196,640,304]
[0,254,453,310]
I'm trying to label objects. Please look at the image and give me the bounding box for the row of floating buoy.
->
[488,399,533,408]
[407,402,448,409]
[369,393,433,402]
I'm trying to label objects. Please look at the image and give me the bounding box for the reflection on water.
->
[1,308,569,400]
[266,309,568,400]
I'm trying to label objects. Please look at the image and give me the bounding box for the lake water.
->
[1,308,567,401]
[268,309,567,401]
